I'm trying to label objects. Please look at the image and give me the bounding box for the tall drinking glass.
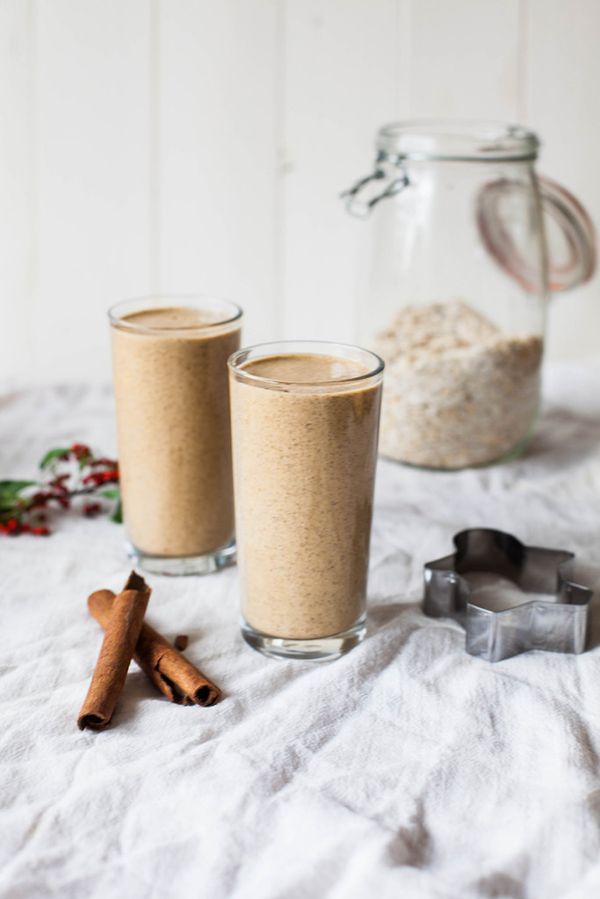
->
[229,340,384,660]
[109,295,242,575]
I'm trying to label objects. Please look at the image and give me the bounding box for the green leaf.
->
[0,480,36,510]
[0,480,36,495]
[100,488,120,500]
[40,448,70,470]
[111,500,123,524]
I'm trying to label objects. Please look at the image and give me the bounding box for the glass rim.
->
[377,119,539,163]
[108,293,243,334]
[228,339,385,391]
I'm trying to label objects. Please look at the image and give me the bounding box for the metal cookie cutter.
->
[423,529,593,662]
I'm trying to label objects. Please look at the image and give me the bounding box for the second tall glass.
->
[110,295,242,575]
[229,340,384,660]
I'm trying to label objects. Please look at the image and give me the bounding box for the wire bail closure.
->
[341,163,409,218]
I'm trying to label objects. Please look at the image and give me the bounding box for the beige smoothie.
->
[111,302,241,561]
[230,349,383,643]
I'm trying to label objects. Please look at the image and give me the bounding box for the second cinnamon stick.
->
[88,590,221,707]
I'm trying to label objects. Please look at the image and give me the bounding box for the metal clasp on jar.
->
[341,155,409,218]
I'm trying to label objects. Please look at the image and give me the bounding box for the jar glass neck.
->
[377,120,539,163]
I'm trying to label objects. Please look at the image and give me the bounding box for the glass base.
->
[126,537,236,576]
[241,615,367,661]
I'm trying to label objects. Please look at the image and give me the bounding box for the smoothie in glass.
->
[229,341,383,659]
[110,296,242,575]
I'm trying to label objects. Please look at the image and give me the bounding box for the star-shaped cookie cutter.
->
[423,528,593,662]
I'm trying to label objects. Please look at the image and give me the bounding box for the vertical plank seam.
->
[400,0,413,117]
[26,0,38,365]
[517,0,528,123]
[273,0,286,337]
[149,0,160,290]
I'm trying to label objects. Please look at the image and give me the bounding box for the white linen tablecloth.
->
[1,365,600,899]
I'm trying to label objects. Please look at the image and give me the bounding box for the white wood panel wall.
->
[525,0,600,361]
[157,0,279,344]
[282,0,407,343]
[0,1,34,378]
[0,0,598,384]
[33,0,153,382]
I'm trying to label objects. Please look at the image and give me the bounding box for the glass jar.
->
[344,121,596,469]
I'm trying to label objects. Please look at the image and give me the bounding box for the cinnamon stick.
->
[78,571,150,730]
[87,590,221,707]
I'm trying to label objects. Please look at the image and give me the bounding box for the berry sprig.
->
[0,443,121,537]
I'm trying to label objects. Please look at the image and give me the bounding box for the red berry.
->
[30,526,50,536]
[90,457,117,468]
[71,443,91,459]
[82,472,104,485]
[50,474,70,488]
[83,502,101,517]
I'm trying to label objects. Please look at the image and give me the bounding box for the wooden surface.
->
[0,0,598,382]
